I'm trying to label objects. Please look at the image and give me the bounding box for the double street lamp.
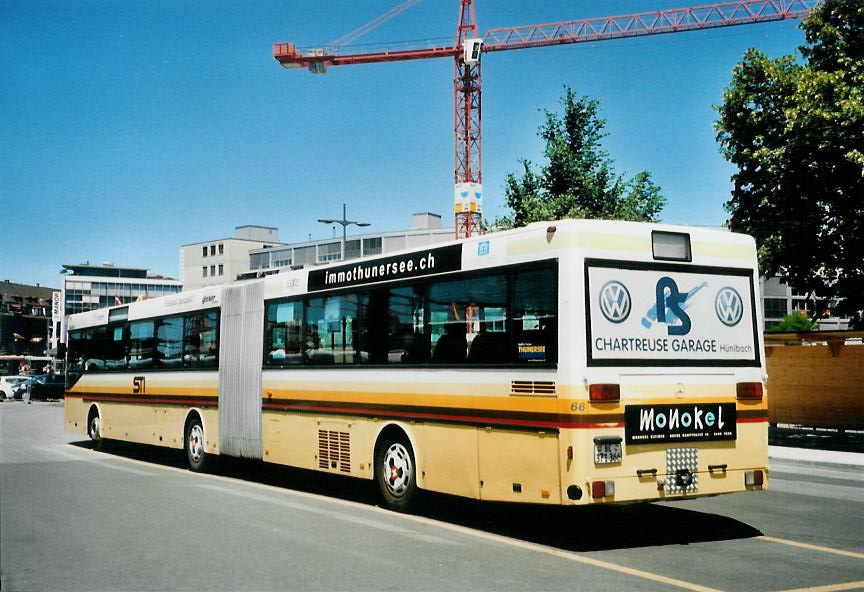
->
[318,203,370,261]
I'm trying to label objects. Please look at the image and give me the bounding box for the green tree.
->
[716,0,864,328]
[767,311,819,333]
[498,87,665,228]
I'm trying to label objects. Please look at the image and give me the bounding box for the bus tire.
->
[185,414,209,472]
[87,406,104,451]
[375,433,418,512]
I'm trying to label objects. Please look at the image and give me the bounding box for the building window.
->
[210,265,216,276]
[318,242,342,262]
[210,245,216,256]
[218,264,224,276]
[764,298,787,319]
[202,267,208,278]
[344,239,361,260]
[250,252,270,270]
[792,299,810,314]
[363,237,382,256]
[218,243,224,255]
[202,246,208,257]
[294,246,316,265]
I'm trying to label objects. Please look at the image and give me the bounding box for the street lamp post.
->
[317,203,370,261]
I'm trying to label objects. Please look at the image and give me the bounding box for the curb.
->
[769,445,864,468]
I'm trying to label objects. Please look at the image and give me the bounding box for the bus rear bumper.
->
[568,467,768,505]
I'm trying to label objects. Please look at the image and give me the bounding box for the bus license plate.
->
[594,442,622,464]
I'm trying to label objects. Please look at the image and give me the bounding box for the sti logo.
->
[715,287,743,326]
[599,281,631,323]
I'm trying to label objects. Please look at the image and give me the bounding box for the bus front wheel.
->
[375,434,418,512]
[185,415,209,472]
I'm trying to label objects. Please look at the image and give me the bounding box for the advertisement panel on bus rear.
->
[585,259,759,367]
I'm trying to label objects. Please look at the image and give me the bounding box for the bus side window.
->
[185,311,218,368]
[156,316,184,368]
[513,267,557,364]
[70,328,102,372]
[429,278,468,364]
[356,290,387,365]
[67,330,84,372]
[304,296,360,365]
[388,286,427,364]
[265,301,303,366]
[429,274,509,364]
[104,325,127,371]
[128,320,155,370]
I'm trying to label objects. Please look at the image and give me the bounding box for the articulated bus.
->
[65,219,768,510]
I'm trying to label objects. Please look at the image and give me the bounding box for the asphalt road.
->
[1,401,862,592]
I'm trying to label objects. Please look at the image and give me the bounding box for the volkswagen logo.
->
[599,280,631,323]
[715,287,743,327]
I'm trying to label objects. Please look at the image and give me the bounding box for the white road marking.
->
[194,482,460,545]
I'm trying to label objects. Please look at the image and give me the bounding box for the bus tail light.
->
[737,382,763,401]
[589,384,620,403]
[591,480,615,499]
[745,469,765,487]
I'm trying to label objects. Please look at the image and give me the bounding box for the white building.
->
[180,225,283,290]
[760,277,850,331]
[248,213,452,273]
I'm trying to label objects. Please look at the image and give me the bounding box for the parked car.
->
[0,376,30,400]
[27,374,66,400]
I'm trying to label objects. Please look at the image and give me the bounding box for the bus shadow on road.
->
[417,493,764,552]
[71,438,762,552]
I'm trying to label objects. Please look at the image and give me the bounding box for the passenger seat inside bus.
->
[467,332,513,364]
[431,328,467,364]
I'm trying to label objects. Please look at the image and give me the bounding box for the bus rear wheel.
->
[185,415,209,472]
[87,407,103,451]
[375,435,418,512]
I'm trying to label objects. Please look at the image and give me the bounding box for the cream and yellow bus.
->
[65,219,768,510]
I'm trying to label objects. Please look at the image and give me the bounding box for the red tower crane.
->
[274,0,819,239]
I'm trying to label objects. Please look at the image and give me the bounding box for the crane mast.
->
[274,0,820,239]
[454,0,483,239]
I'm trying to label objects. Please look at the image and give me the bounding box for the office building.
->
[60,263,182,316]
[180,225,282,290]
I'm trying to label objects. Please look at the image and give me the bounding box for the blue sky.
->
[1,0,809,289]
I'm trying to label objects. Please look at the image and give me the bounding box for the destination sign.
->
[307,244,463,292]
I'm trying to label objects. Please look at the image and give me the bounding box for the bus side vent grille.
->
[511,381,556,396]
[318,430,351,473]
